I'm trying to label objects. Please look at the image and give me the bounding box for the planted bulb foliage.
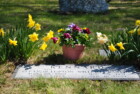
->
[97,20,140,63]
[0,14,52,63]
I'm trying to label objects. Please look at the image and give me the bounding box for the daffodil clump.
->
[97,20,140,63]
[0,14,51,63]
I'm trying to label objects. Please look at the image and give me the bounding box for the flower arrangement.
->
[50,23,92,60]
[97,20,140,64]
[51,23,92,47]
[0,14,53,63]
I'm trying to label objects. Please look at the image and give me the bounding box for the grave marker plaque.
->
[13,64,140,80]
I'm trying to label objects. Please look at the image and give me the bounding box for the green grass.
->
[1,0,139,64]
[0,0,140,93]
[0,63,140,94]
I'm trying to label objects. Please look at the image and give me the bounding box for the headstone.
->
[13,64,140,80]
[59,0,108,13]
[99,49,108,57]
[99,49,121,57]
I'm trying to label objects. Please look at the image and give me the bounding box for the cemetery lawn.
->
[0,62,140,94]
[0,0,140,94]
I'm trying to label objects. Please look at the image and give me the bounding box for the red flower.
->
[83,28,91,34]
[72,25,81,31]
[64,33,72,38]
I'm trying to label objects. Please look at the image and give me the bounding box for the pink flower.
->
[51,37,58,43]
[64,33,72,38]
[72,25,81,31]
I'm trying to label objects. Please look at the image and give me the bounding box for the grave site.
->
[0,0,140,94]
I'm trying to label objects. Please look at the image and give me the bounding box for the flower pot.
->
[62,45,85,60]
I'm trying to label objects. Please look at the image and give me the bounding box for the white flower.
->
[97,34,108,44]
[96,32,102,38]
[66,28,71,31]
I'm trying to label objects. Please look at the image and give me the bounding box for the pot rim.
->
[63,44,85,47]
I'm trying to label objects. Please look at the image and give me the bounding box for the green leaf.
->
[137,54,140,58]
[121,50,134,57]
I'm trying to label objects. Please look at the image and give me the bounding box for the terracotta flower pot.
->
[62,45,85,60]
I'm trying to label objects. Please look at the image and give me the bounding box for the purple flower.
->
[51,37,58,43]
[68,23,82,32]
[64,33,72,38]
[68,23,75,28]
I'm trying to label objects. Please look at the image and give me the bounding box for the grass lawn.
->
[0,0,140,94]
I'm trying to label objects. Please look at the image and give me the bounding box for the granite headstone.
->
[99,49,108,57]
[13,64,140,80]
[59,0,108,13]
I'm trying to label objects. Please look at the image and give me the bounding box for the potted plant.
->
[51,23,92,60]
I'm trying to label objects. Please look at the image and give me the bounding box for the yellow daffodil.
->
[9,39,17,46]
[28,14,33,22]
[28,32,39,42]
[135,20,140,26]
[0,28,5,37]
[39,42,47,51]
[116,42,125,50]
[57,28,64,33]
[27,14,36,28]
[42,30,54,42]
[108,44,117,52]
[35,23,41,31]
[137,28,140,35]
[128,29,135,34]
[27,20,35,28]
[47,30,54,38]
[56,37,60,44]
[48,30,54,35]
[47,34,53,39]
[42,36,51,42]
